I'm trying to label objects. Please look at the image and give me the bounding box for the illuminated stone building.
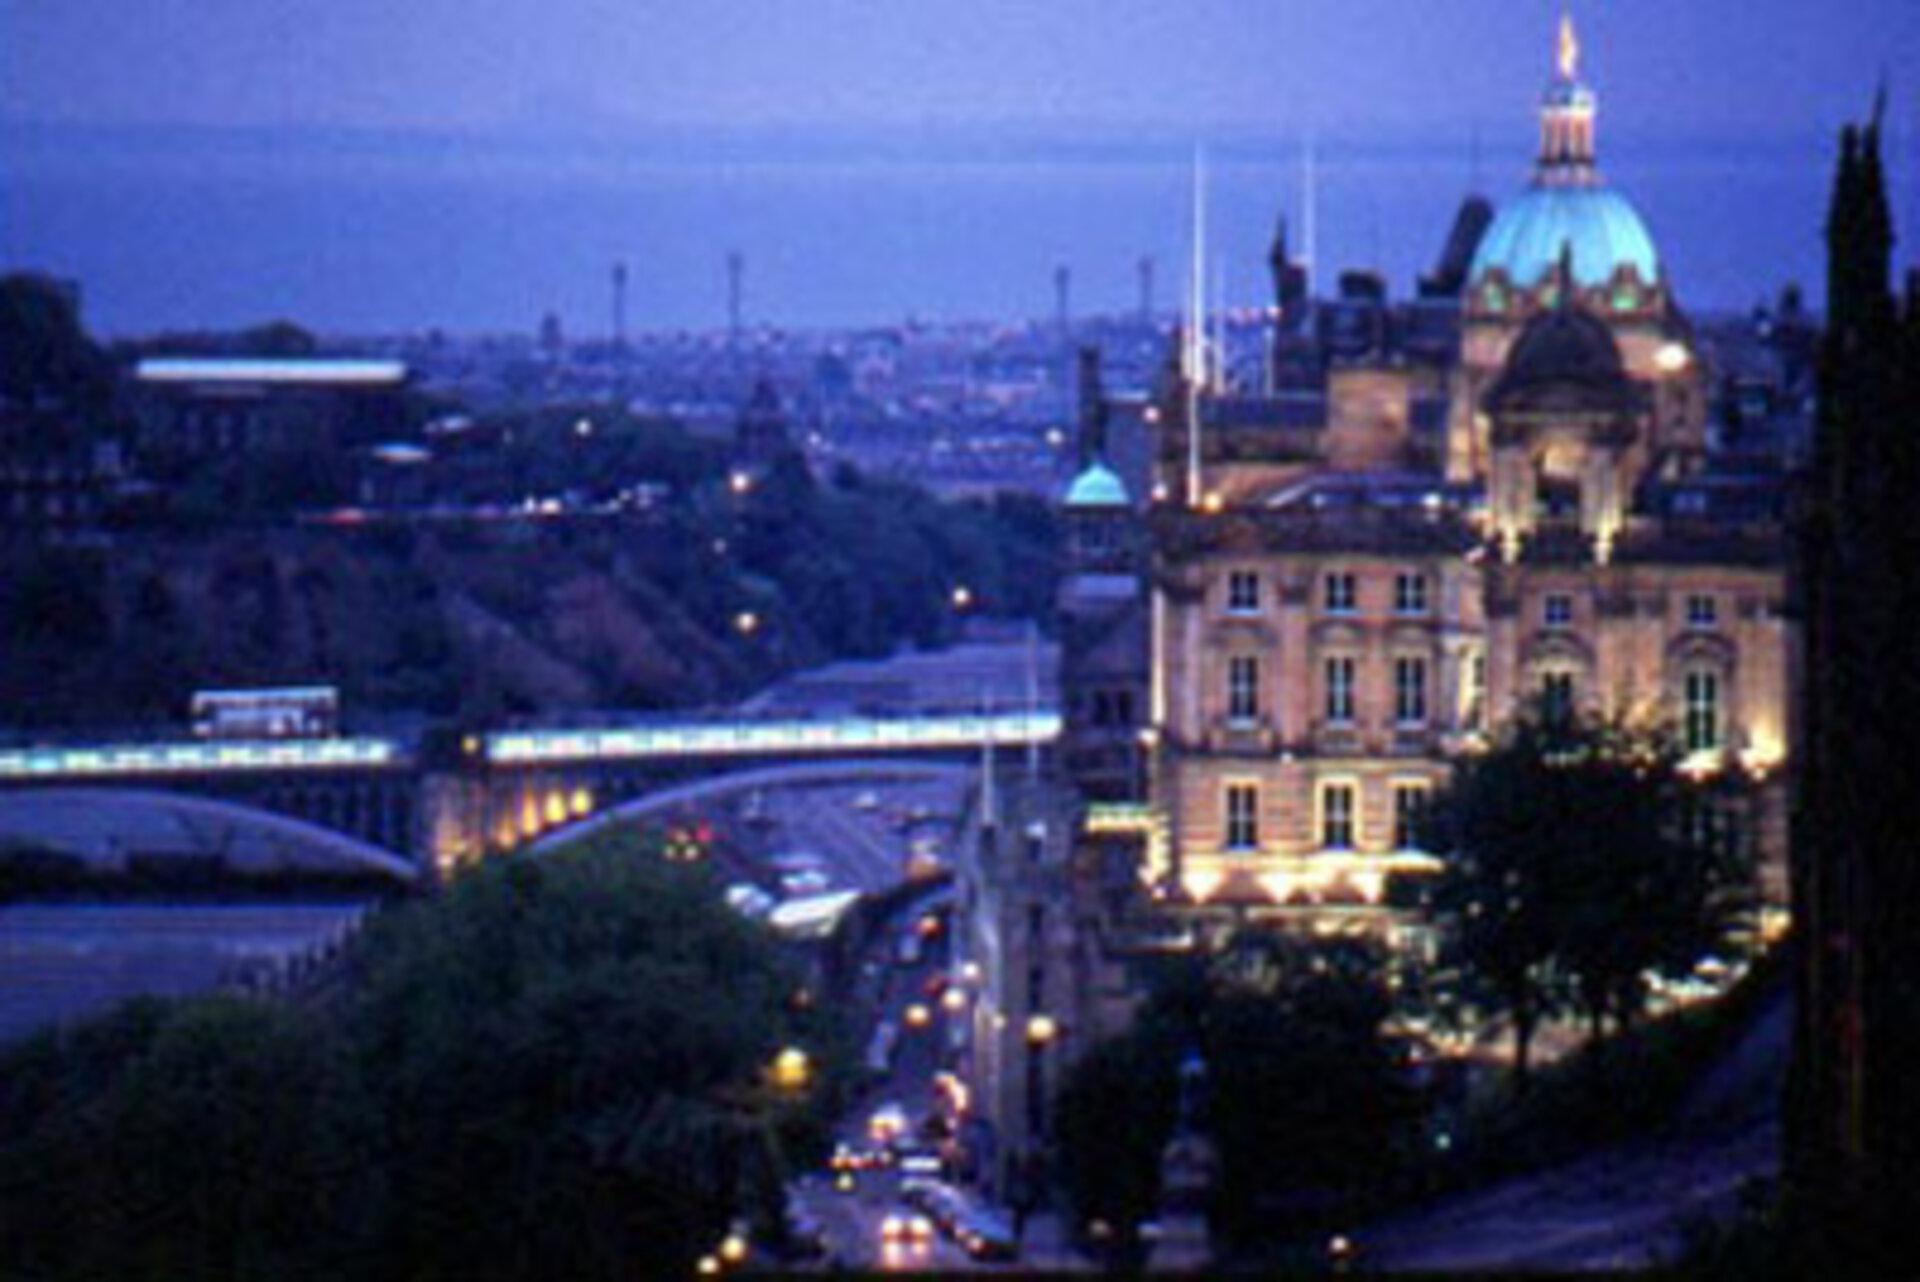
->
[1067,14,1791,952]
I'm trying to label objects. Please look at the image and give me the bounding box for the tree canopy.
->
[1423,709,1755,1078]
[1055,937,1419,1253]
[0,829,839,1280]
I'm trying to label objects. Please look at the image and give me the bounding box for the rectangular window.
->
[1228,655,1260,723]
[1684,669,1721,752]
[1542,670,1576,722]
[1394,656,1428,725]
[1543,593,1573,627]
[1324,571,1357,614]
[1225,784,1259,850]
[1394,572,1430,615]
[1393,784,1429,850]
[1227,570,1261,614]
[1686,594,1718,628]
[1325,656,1356,724]
[1321,783,1356,850]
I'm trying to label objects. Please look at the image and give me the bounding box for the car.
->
[905,1180,968,1235]
[868,1102,909,1145]
[895,932,924,967]
[880,1209,934,1245]
[898,1148,943,1178]
[954,1207,1020,1262]
[779,869,833,898]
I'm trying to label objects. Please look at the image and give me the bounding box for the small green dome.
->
[1064,460,1130,509]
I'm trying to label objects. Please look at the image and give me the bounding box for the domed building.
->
[1448,14,1707,484]
[1058,13,1790,966]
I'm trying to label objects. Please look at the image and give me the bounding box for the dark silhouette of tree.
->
[1425,709,1754,1080]
[0,829,839,1280]
[1055,939,1417,1251]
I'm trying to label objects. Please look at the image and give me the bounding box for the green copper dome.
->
[1064,460,1129,509]
[1471,185,1661,291]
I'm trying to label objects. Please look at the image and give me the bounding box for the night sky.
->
[3,2,1917,333]
[6,0,1912,137]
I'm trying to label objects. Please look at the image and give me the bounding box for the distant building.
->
[732,377,792,467]
[130,357,413,473]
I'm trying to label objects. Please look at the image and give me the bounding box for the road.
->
[786,883,980,1272]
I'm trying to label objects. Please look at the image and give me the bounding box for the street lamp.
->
[769,1046,811,1093]
[1025,1012,1059,1144]
[734,610,760,637]
[951,584,974,611]
[728,468,755,496]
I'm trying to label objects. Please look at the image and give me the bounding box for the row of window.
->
[1535,666,1723,753]
[1226,569,1432,617]
[1227,573,1726,632]
[1224,654,1431,727]
[1222,780,1430,851]
[1539,592,1720,629]
[1223,654,1724,751]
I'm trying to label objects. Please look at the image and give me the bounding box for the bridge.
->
[0,709,1058,875]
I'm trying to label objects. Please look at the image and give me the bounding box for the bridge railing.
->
[484,710,1061,766]
[0,738,403,780]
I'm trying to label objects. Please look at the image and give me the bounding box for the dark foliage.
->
[0,830,841,1280]
[1055,939,1419,1251]
[1423,707,1756,1078]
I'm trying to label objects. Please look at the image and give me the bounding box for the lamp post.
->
[1024,1012,1058,1143]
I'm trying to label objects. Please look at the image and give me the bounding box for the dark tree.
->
[1425,709,1753,1079]
[0,828,840,1281]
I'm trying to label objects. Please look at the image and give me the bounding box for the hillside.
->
[0,472,1057,730]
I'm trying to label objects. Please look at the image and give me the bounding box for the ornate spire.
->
[1557,9,1580,83]
[1537,11,1597,181]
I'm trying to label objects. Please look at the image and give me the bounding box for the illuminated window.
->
[1543,594,1573,628]
[1321,783,1356,850]
[1227,570,1261,614]
[1686,594,1718,628]
[1393,784,1429,850]
[1324,572,1357,614]
[1394,572,1429,615]
[1684,669,1721,753]
[1394,657,1429,725]
[1228,655,1260,723]
[1225,784,1259,850]
[1325,656,1356,724]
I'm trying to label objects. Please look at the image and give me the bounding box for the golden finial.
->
[1557,9,1581,82]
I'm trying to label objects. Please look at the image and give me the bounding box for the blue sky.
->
[5,1,1914,141]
